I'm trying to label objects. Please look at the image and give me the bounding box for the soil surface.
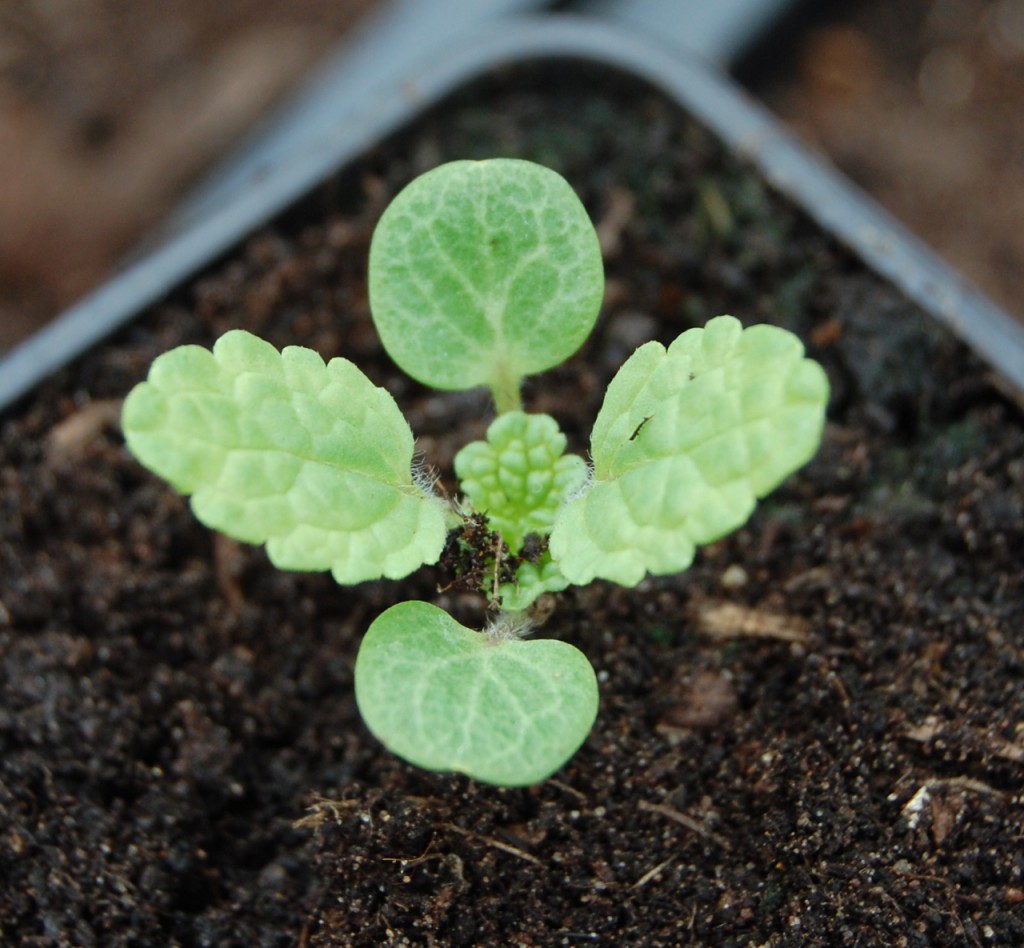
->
[745,0,1024,323]
[3,65,1024,945]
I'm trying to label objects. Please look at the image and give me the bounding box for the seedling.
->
[122,159,829,787]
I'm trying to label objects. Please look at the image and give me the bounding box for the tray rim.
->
[3,13,1021,412]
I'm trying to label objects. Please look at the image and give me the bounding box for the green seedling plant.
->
[122,159,829,787]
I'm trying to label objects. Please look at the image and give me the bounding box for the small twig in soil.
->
[547,777,588,803]
[380,836,436,865]
[935,775,1006,796]
[689,597,809,643]
[632,854,677,889]
[594,185,635,258]
[213,534,246,611]
[953,909,985,948]
[902,717,1024,766]
[894,775,1006,833]
[292,794,363,830]
[992,737,1024,763]
[45,398,122,464]
[638,799,731,850]
[443,822,542,866]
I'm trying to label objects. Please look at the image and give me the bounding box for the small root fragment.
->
[690,597,809,643]
[46,398,122,464]
[638,799,731,850]
[633,855,677,889]
[293,794,363,830]
[443,822,542,866]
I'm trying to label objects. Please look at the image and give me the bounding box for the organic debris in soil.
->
[2,67,1022,946]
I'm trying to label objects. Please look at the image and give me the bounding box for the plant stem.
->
[490,366,522,414]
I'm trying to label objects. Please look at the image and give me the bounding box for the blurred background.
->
[2,0,1021,353]
[0,0,373,351]
[744,0,1024,326]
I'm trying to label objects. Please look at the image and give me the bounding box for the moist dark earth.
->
[2,67,1023,946]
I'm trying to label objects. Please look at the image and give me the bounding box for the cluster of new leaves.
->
[454,411,587,609]
[121,158,829,787]
[456,411,587,551]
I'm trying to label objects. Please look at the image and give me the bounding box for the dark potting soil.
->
[2,64,1023,946]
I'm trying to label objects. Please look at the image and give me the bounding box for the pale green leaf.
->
[454,411,587,551]
[499,552,572,611]
[122,329,447,583]
[368,159,604,398]
[550,315,829,586]
[355,601,598,786]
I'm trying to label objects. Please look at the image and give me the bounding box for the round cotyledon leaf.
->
[368,159,604,399]
[354,601,598,786]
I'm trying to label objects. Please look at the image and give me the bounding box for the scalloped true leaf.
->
[454,411,587,551]
[355,601,598,786]
[549,316,829,586]
[121,330,448,584]
[368,159,604,396]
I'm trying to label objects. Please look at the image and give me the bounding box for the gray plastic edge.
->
[165,0,556,238]
[2,13,1022,412]
[162,0,796,237]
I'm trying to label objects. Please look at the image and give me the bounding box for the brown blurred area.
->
[3,0,1021,358]
[752,0,1024,323]
[0,0,376,351]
